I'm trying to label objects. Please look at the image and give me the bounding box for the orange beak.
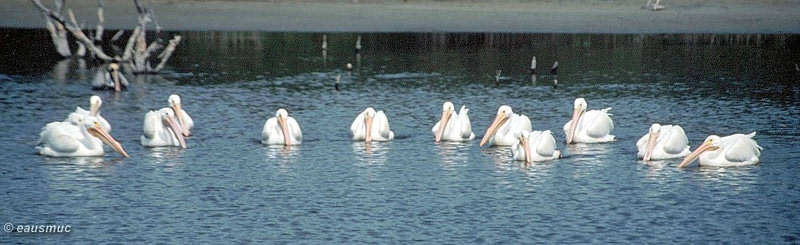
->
[480,112,507,147]
[643,131,659,161]
[163,113,187,149]
[566,108,583,144]
[519,134,532,163]
[364,114,373,143]
[112,68,121,92]
[278,116,291,146]
[88,124,129,157]
[678,141,718,168]
[172,104,190,137]
[435,109,451,142]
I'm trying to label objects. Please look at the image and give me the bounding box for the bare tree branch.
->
[94,0,104,41]
[110,29,124,42]
[152,35,180,72]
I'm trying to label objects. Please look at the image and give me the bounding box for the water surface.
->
[1,30,799,243]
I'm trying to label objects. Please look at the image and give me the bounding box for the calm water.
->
[1,30,800,243]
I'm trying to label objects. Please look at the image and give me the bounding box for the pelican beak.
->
[520,134,532,163]
[163,113,187,149]
[643,131,659,161]
[678,141,719,168]
[87,124,129,157]
[172,104,190,137]
[278,115,291,146]
[566,107,583,144]
[435,109,452,142]
[112,67,121,92]
[480,111,508,147]
[364,113,373,143]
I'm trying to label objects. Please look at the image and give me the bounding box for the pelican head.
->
[678,135,722,168]
[160,109,187,149]
[89,95,102,117]
[168,94,190,137]
[276,108,292,145]
[480,105,513,147]
[435,102,455,142]
[566,98,588,144]
[83,116,129,157]
[518,131,532,163]
[108,63,121,92]
[643,123,662,161]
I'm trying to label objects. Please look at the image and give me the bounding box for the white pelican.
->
[350,107,394,142]
[91,63,128,91]
[512,130,561,163]
[480,105,532,147]
[141,108,187,148]
[262,109,302,145]
[167,94,193,137]
[678,133,762,168]
[636,123,691,160]
[432,102,475,142]
[563,98,614,144]
[65,95,111,132]
[37,116,129,157]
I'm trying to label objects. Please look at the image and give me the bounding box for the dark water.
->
[1,30,800,243]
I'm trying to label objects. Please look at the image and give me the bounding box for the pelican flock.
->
[350,107,394,142]
[636,123,690,160]
[480,105,532,147]
[432,102,474,142]
[262,109,303,146]
[563,98,615,144]
[679,133,762,167]
[512,130,561,163]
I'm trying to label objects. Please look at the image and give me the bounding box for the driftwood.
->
[31,0,181,74]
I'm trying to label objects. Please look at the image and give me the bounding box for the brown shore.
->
[2,0,799,33]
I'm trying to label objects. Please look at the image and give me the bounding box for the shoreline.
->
[2,0,799,33]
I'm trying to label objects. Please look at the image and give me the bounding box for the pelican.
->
[480,105,532,147]
[636,124,691,160]
[91,63,128,91]
[167,94,193,137]
[262,109,302,145]
[141,108,187,148]
[512,130,561,163]
[678,133,762,168]
[37,116,129,157]
[65,95,111,132]
[432,102,474,142]
[563,98,614,144]
[350,107,394,142]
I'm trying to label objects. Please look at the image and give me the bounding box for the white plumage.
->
[262,109,303,145]
[480,105,532,147]
[38,116,128,157]
[141,108,187,148]
[64,95,111,133]
[350,107,394,142]
[512,130,561,162]
[563,98,615,144]
[679,133,762,167]
[636,124,691,160]
[432,102,475,142]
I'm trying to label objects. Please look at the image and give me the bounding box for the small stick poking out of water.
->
[355,35,362,53]
[495,70,502,84]
[530,56,536,75]
[335,74,341,91]
[346,63,353,72]
[551,61,559,75]
[795,63,799,72]
[322,34,327,50]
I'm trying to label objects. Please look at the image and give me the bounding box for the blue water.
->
[1,31,799,243]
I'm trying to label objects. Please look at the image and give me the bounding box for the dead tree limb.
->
[94,0,104,41]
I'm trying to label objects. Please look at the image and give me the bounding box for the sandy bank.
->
[2,0,799,33]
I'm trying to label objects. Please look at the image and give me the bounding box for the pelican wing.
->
[582,108,613,138]
[458,105,474,139]
[509,114,533,137]
[660,125,689,155]
[142,110,160,139]
[635,132,649,155]
[350,110,366,139]
[262,117,279,142]
[180,110,194,130]
[374,111,393,139]
[39,122,79,153]
[287,117,303,142]
[724,133,762,163]
[534,130,557,157]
